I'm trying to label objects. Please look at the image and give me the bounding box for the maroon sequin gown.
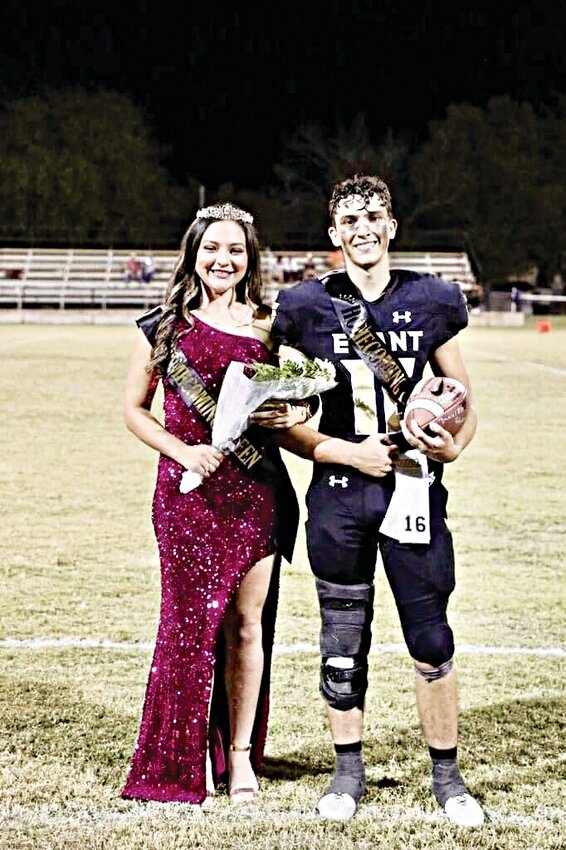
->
[122,315,296,804]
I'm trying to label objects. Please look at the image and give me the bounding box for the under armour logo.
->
[392,310,412,324]
[329,475,349,488]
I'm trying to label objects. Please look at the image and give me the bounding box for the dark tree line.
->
[1,89,564,284]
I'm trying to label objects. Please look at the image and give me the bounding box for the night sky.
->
[3,0,565,189]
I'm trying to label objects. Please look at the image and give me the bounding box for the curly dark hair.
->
[148,205,264,377]
[328,174,393,223]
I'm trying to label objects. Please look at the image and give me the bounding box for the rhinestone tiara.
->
[196,203,254,225]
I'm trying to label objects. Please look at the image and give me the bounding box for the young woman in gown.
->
[121,203,310,805]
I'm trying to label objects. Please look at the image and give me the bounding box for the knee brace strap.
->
[316,578,374,711]
[414,658,454,683]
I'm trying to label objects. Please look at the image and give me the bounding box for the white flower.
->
[314,358,336,380]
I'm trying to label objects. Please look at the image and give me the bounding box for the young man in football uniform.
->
[270,174,484,827]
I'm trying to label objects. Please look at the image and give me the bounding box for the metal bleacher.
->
[0,247,479,310]
[389,251,477,288]
[0,248,172,310]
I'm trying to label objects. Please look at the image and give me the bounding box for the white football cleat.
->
[444,793,485,827]
[316,791,357,821]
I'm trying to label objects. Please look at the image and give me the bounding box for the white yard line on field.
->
[472,352,566,377]
[523,361,566,376]
[515,359,566,377]
[1,800,564,830]
[0,637,564,656]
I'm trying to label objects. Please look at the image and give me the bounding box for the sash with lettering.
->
[322,270,416,410]
[136,305,266,476]
[321,270,432,544]
[166,345,267,477]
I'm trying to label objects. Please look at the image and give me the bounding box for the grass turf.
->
[0,316,564,849]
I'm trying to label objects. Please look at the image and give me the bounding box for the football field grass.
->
[1,316,565,849]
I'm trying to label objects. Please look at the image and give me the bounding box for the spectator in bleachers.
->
[123,254,142,283]
[141,255,157,283]
[5,268,23,280]
[550,271,564,295]
[303,260,317,279]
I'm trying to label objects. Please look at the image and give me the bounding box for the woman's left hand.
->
[249,400,309,429]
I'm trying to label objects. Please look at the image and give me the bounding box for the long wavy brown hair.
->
[148,205,264,377]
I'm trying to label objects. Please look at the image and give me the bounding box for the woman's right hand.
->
[178,444,224,478]
[344,435,398,477]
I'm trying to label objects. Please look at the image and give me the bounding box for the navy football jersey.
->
[271,269,468,441]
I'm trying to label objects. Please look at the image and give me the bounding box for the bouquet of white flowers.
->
[180,356,336,492]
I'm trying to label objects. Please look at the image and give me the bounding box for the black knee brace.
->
[406,622,454,668]
[316,578,374,712]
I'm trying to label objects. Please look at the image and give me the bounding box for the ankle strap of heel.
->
[230,743,252,752]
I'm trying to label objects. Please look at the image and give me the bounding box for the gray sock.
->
[432,758,468,807]
[324,744,366,803]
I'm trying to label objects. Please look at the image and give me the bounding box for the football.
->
[402,376,468,437]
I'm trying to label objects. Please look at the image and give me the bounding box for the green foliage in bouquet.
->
[251,358,334,382]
